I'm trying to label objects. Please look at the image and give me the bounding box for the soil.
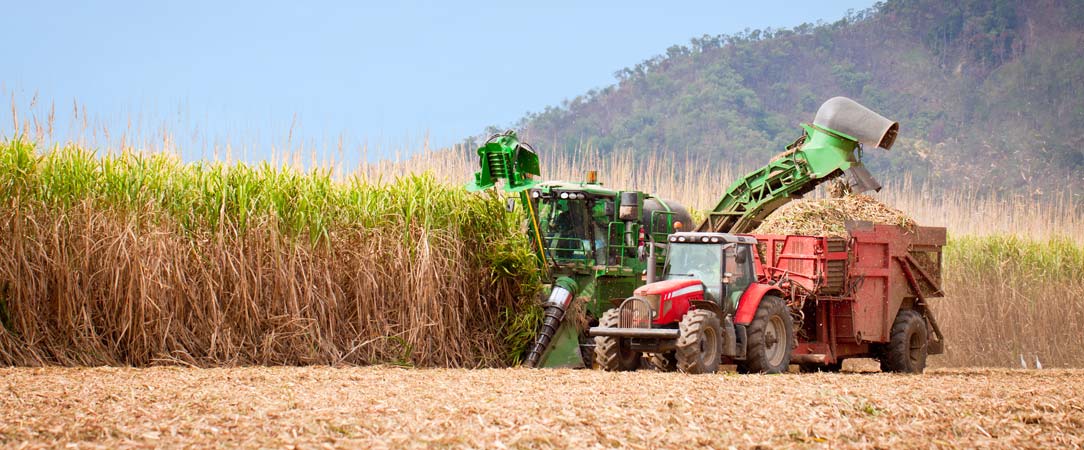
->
[1,366,1080,448]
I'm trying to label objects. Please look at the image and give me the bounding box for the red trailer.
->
[749,221,946,372]
[589,222,946,374]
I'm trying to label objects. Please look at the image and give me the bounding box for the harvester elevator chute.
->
[696,97,898,234]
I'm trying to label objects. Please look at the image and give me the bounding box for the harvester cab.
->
[467,131,693,369]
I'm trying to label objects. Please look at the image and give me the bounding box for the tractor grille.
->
[619,298,652,329]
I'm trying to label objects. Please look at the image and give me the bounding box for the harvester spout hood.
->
[813,97,899,150]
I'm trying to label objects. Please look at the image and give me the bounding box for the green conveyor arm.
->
[696,124,881,234]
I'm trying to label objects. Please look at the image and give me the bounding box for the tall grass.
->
[0,139,539,367]
[933,236,1084,367]
[3,99,1083,368]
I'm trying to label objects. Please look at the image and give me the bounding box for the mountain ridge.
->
[509,0,1084,195]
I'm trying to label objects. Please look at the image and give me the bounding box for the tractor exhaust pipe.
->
[524,281,576,368]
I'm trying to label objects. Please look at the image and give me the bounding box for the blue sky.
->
[2,0,874,162]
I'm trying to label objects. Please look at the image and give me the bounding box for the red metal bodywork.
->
[633,279,702,325]
[733,283,783,325]
[746,223,946,364]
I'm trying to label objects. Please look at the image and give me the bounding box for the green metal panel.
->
[537,320,586,368]
[696,124,867,234]
[466,132,540,193]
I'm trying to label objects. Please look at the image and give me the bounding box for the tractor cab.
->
[661,233,758,311]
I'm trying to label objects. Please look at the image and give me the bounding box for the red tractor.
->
[590,223,946,374]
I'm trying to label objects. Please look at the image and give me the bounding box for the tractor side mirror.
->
[505,197,517,212]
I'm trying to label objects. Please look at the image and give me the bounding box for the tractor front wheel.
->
[881,309,928,373]
[675,310,722,374]
[738,295,794,374]
[594,309,641,371]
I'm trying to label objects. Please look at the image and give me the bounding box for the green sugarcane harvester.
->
[468,97,898,368]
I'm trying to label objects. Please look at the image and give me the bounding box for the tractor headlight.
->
[678,236,686,242]
[643,294,661,317]
[560,192,569,199]
[531,190,541,199]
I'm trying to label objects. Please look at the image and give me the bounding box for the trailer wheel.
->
[594,309,641,371]
[881,309,928,374]
[676,310,722,374]
[738,295,794,374]
[645,352,678,372]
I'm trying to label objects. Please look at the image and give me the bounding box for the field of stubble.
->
[1,366,1081,449]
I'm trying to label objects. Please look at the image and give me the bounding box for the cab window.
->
[724,244,755,309]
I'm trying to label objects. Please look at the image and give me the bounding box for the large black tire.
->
[675,310,722,374]
[644,352,678,372]
[594,309,641,371]
[738,296,794,374]
[881,309,928,374]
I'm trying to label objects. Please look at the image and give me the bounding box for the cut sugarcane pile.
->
[754,194,916,236]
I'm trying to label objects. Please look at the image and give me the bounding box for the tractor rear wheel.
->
[738,295,794,374]
[881,309,928,373]
[675,310,722,374]
[594,309,641,371]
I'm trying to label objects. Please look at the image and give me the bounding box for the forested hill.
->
[515,0,1084,194]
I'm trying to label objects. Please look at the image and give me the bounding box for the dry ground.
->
[1,366,1081,449]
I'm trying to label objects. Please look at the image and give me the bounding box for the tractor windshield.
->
[664,243,724,301]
